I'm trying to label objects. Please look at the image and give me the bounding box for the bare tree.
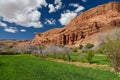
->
[63,45,72,61]
[24,44,37,55]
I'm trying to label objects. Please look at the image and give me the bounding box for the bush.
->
[85,50,95,64]
[102,39,120,72]
[43,45,72,61]
[85,43,94,49]
[79,44,83,50]
[71,47,78,52]
[96,49,104,54]
[98,27,120,72]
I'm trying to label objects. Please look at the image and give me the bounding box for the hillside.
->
[19,2,120,46]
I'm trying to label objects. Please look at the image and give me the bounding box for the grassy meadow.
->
[0,55,119,80]
[46,52,108,65]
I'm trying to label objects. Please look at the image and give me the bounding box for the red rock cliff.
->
[20,2,120,46]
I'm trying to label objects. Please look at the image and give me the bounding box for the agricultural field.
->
[0,55,119,80]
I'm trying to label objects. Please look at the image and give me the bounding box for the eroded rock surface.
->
[19,2,120,46]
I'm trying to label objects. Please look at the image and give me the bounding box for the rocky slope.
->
[19,2,120,46]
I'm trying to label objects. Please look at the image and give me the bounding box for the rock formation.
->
[19,2,120,46]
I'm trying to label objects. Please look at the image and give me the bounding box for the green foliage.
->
[70,47,78,52]
[96,49,104,54]
[85,43,94,49]
[85,50,95,64]
[79,44,83,49]
[101,39,120,72]
[0,55,119,80]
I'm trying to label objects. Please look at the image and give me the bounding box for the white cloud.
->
[54,0,61,4]
[69,3,79,7]
[28,22,42,28]
[0,21,18,33]
[48,0,62,13]
[0,0,48,28]
[59,12,77,25]
[0,21,7,27]
[69,3,85,13]
[20,29,26,32]
[48,4,56,13]
[82,0,87,2]
[55,1,62,10]
[45,18,56,25]
[75,6,85,13]
[4,27,18,33]
[59,3,85,25]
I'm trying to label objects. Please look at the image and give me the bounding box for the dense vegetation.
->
[0,55,119,80]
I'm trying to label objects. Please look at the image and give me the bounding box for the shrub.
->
[63,45,72,61]
[96,49,104,54]
[102,39,120,72]
[85,43,94,49]
[79,44,83,50]
[85,50,95,64]
[98,27,120,72]
[71,47,78,52]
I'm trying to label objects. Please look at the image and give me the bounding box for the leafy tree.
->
[85,50,95,64]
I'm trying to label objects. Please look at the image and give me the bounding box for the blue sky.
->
[0,0,119,40]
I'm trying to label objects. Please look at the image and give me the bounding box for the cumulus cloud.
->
[45,18,56,25]
[75,6,85,13]
[0,21,7,27]
[69,3,85,13]
[59,4,85,25]
[55,0,62,10]
[20,29,26,32]
[0,21,18,33]
[4,27,18,33]
[48,4,56,13]
[0,0,48,28]
[48,0,62,13]
[59,12,77,25]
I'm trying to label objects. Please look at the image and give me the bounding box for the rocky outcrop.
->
[19,2,120,46]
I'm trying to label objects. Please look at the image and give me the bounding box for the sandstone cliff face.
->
[19,2,120,46]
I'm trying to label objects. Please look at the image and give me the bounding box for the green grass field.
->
[0,55,119,80]
[46,52,108,65]
[71,53,108,65]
